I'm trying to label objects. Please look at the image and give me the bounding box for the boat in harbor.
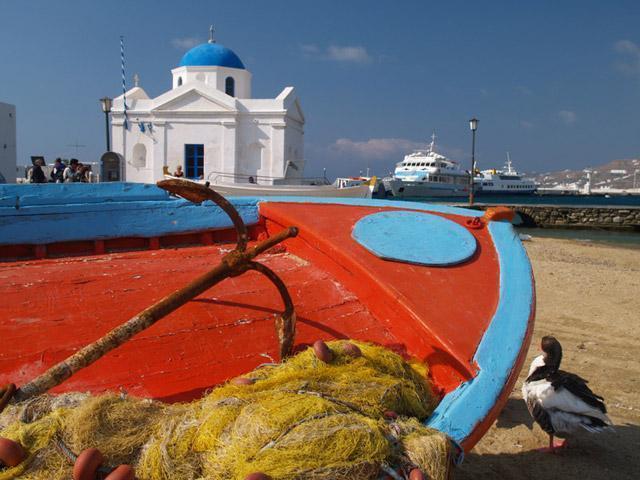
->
[0,181,534,476]
[165,172,376,198]
[382,134,469,198]
[475,153,537,195]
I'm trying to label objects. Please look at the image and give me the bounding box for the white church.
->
[110,30,305,185]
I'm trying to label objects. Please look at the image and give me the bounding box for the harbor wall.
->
[503,205,640,229]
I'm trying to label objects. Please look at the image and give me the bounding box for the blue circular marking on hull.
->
[352,211,477,266]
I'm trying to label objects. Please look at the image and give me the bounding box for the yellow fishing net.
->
[0,341,453,480]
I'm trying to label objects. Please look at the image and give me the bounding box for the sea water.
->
[401,193,640,208]
[398,194,640,248]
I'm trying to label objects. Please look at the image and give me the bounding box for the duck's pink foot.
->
[553,438,567,449]
[536,438,567,454]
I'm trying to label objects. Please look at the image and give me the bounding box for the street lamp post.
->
[469,118,478,206]
[99,97,113,152]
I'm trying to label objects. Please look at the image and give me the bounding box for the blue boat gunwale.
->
[0,184,535,450]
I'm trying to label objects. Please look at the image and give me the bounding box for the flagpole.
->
[120,35,128,131]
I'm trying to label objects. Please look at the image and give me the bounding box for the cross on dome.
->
[208,25,215,44]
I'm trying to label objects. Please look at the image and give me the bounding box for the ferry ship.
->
[475,153,537,195]
[382,134,469,198]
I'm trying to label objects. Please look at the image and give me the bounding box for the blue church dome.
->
[179,42,245,69]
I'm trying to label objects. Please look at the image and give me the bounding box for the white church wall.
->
[150,121,167,181]
[284,121,305,180]
[115,110,303,185]
[240,99,283,112]
[236,117,291,183]
[268,124,285,179]
[171,67,212,89]
[235,117,263,182]
[214,67,251,99]
[171,66,251,99]
[164,122,229,182]
[111,122,124,157]
[221,122,237,180]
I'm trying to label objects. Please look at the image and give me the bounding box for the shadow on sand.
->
[455,397,639,479]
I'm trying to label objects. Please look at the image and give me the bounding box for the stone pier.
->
[490,205,640,230]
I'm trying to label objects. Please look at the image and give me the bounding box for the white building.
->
[110,32,305,185]
[0,102,17,183]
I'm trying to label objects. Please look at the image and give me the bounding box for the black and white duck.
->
[522,335,613,453]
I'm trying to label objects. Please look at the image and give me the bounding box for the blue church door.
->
[185,144,204,179]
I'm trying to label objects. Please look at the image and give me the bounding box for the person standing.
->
[173,165,184,178]
[30,159,47,183]
[76,164,91,183]
[50,158,65,183]
[63,159,79,182]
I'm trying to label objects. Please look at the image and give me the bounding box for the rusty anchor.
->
[2,179,298,409]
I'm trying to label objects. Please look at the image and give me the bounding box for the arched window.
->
[177,77,183,87]
[225,76,235,97]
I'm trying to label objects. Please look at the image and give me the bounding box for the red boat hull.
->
[0,187,535,451]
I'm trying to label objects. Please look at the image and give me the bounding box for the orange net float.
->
[409,468,426,480]
[0,437,26,468]
[0,384,16,414]
[384,410,399,420]
[104,464,136,480]
[312,340,333,363]
[244,474,273,480]
[341,342,362,358]
[73,448,104,480]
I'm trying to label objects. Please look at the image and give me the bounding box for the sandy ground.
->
[456,238,640,479]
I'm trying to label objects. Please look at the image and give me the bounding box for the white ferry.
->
[474,153,537,194]
[382,134,469,198]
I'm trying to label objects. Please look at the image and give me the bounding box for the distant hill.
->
[531,158,640,190]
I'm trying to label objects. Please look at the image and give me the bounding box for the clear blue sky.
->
[1,0,638,177]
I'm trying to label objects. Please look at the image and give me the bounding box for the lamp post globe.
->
[469,118,479,206]
[100,97,112,114]
[99,97,113,152]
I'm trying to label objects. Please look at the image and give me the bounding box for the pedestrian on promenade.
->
[50,158,65,183]
[63,159,79,182]
[30,159,47,183]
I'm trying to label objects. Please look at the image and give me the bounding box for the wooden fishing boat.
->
[163,174,376,198]
[0,181,534,456]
